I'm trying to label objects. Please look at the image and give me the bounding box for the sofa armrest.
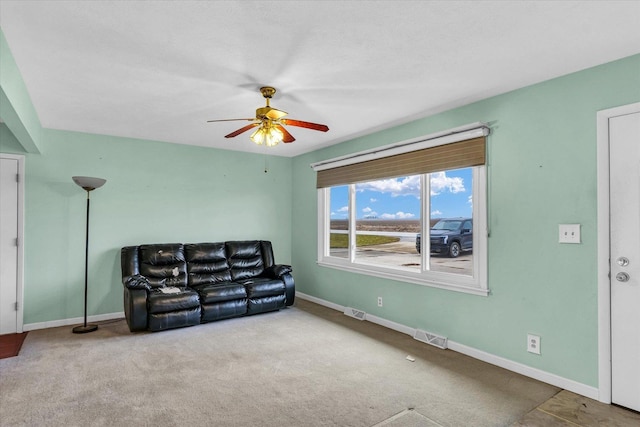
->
[263,264,292,279]
[123,287,149,332]
[123,274,151,291]
[260,265,294,306]
[282,273,295,306]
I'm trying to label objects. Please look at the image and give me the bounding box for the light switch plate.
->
[559,224,581,244]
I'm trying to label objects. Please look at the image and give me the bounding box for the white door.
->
[610,110,640,411]
[0,157,19,334]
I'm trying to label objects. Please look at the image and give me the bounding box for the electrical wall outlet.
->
[377,297,383,307]
[527,334,541,355]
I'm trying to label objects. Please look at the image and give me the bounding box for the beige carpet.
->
[0,299,559,426]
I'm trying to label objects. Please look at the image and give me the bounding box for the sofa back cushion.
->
[226,241,264,281]
[139,244,187,288]
[185,243,232,286]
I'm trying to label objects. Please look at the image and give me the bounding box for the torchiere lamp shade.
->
[72,176,106,192]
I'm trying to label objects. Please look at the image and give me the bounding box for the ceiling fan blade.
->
[225,123,260,138]
[266,108,288,120]
[275,124,296,143]
[281,119,329,132]
[207,118,254,123]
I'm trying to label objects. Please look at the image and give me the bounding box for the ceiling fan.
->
[207,86,329,146]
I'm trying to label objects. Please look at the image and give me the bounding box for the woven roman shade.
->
[316,136,485,188]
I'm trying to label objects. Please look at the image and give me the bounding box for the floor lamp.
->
[72,176,106,334]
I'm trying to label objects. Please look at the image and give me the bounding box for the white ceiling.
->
[1,1,639,157]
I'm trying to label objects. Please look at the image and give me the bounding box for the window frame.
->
[314,124,489,296]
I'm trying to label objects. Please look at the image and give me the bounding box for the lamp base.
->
[72,324,98,334]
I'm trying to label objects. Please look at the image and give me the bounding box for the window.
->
[354,175,421,271]
[329,185,349,259]
[314,124,488,295]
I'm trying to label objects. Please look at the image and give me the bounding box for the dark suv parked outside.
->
[416,218,473,258]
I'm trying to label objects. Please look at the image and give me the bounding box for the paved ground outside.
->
[330,240,473,276]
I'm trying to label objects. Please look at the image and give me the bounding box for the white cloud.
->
[356,175,421,197]
[380,211,416,219]
[331,205,349,218]
[370,198,377,203]
[430,171,465,196]
[431,209,443,217]
[468,195,473,207]
[397,212,415,219]
[354,173,465,198]
[362,207,378,217]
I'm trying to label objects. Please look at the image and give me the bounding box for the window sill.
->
[317,259,489,296]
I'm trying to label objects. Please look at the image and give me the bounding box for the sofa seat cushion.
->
[193,282,247,304]
[241,278,285,298]
[201,299,247,322]
[149,307,201,331]
[147,289,200,314]
[247,294,286,315]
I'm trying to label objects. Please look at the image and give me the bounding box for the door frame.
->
[0,153,25,333]
[596,102,640,404]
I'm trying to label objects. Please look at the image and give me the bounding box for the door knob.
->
[617,257,630,267]
[616,272,630,282]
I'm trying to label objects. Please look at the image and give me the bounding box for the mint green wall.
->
[21,129,292,324]
[291,54,640,387]
[0,123,26,153]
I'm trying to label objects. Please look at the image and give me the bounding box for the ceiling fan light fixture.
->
[250,123,284,147]
[249,127,263,145]
[265,126,283,147]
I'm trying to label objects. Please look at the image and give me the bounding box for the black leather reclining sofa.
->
[121,240,294,332]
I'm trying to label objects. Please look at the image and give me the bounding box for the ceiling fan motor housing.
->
[260,86,277,99]
[256,106,285,120]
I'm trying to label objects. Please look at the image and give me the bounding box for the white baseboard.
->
[295,291,599,400]
[296,292,345,312]
[362,312,416,336]
[23,312,125,332]
[446,341,599,400]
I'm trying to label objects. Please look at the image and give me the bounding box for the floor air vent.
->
[343,307,366,321]
[413,329,448,349]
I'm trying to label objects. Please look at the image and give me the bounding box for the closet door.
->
[0,157,19,334]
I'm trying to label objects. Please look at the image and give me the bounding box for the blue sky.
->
[330,167,473,220]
